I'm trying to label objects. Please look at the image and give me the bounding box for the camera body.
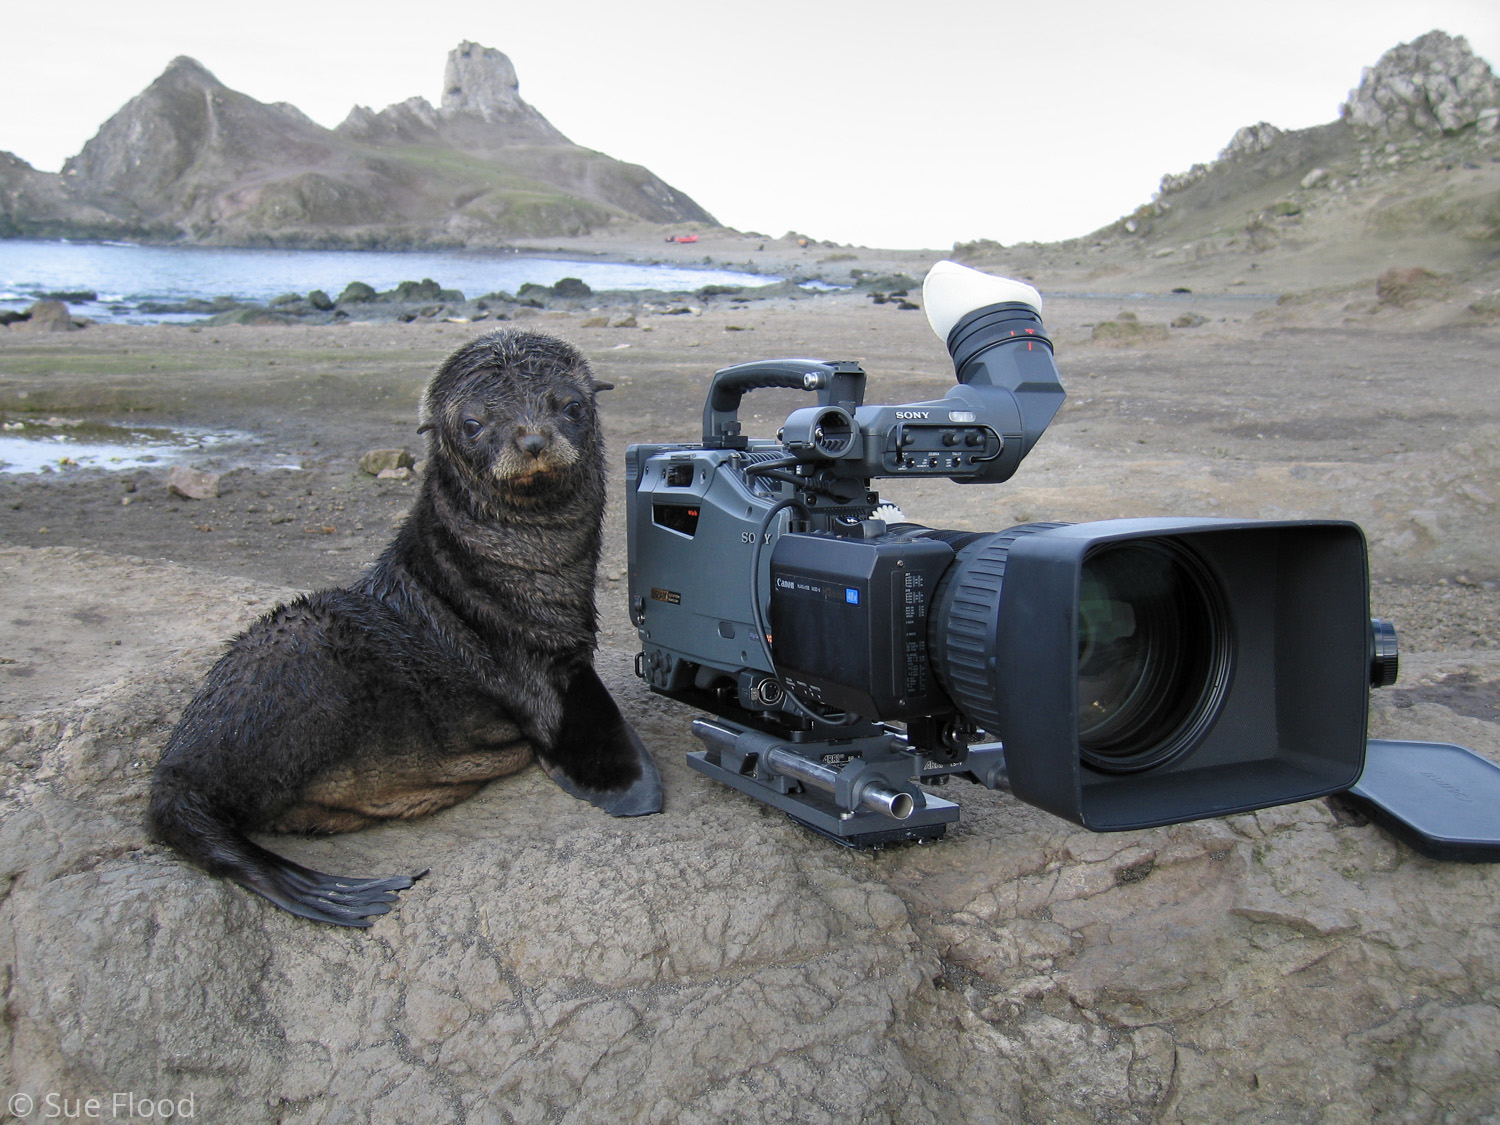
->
[624,265,1495,855]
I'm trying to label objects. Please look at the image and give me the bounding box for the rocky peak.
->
[1219,121,1284,161]
[339,41,566,146]
[338,96,441,142]
[62,53,339,219]
[441,41,522,120]
[1341,30,1500,136]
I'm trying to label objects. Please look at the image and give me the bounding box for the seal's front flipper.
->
[539,665,663,817]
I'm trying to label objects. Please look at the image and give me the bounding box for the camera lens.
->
[1075,541,1230,773]
[923,526,1231,775]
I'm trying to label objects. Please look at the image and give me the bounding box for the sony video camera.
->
[624,261,1500,859]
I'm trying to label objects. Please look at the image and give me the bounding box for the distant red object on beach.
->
[666,234,699,243]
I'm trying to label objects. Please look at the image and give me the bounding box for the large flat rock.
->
[2,544,1498,1122]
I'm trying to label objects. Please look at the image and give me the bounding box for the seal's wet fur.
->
[149,329,661,927]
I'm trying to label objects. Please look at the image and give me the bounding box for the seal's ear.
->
[592,381,615,393]
[416,422,435,434]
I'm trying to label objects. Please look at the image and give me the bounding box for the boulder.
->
[384,278,464,304]
[338,281,377,304]
[551,277,592,299]
[17,299,77,332]
[308,290,334,311]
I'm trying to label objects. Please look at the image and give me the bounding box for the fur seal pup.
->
[149,329,661,927]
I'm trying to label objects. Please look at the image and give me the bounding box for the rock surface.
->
[7,299,76,333]
[1,542,1497,1123]
[164,465,221,500]
[358,448,415,475]
[1343,31,1500,136]
[439,40,564,140]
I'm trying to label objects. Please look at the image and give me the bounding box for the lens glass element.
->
[1076,541,1229,772]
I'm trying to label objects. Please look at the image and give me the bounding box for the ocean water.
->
[0,239,781,325]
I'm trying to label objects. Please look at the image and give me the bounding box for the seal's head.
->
[420,329,611,509]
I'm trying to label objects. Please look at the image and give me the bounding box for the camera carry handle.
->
[702,359,866,448]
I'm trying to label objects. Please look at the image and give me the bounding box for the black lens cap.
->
[1343,739,1500,862]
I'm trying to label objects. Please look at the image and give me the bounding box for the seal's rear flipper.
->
[236,839,426,927]
[539,665,664,817]
[151,790,423,927]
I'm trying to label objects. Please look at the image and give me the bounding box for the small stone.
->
[360,449,415,475]
[581,316,609,328]
[376,467,412,480]
[609,315,637,329]
[166,465,221,500]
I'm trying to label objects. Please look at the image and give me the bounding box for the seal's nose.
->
[520,433,547,458]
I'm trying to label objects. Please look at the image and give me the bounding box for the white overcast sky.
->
[2,1,1496,249]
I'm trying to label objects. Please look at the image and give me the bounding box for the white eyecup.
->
[922,260,1043,343]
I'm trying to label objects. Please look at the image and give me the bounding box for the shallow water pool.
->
[0,420,293,474]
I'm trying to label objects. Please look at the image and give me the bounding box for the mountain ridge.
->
[0,43,714,248]
[946,31,1499,300]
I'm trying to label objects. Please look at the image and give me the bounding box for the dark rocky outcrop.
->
[0,43,714,248]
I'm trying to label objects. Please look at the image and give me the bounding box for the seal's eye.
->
[462,418,484,439]
[562,401,586,422]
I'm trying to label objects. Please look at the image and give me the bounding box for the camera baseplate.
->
[688,718,959,847]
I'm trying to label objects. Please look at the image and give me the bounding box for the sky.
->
[2,1,1496,250]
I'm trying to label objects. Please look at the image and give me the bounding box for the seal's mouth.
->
[496,459,562,484]
[505,469,552,487]
[491,461,569,503]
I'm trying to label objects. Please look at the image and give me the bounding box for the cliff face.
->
[1,43,714,248]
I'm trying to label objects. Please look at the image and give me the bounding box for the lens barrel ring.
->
[925,524,1067,731]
